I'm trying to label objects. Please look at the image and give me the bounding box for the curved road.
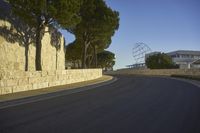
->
[0,75,200,133]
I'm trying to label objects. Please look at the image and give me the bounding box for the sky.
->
[62,0,200,70]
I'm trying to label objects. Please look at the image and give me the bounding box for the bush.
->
[146,53,178,69]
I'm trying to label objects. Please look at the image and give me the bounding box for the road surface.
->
[0,75,200,133]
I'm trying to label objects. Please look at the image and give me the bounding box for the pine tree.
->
[8,0,82,70]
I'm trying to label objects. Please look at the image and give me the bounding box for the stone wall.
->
[0,20,65,71]
[106,68,200,76]
[0,69,102,95]
[0,4,103,96]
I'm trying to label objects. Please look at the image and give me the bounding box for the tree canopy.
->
[65,40,82,68]
[97,50,115,70]
[68,0,119,68]
[8,0,82,70]
[7,0,119,70]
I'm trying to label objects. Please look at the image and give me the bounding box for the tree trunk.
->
[56,48,58,70]
[82,43,86,68]
[89,55,93,68]
[35,24,42,71]
[82,42,89,69]
[78,60,81,68]
[93,45,97,68]
[25,42,29,71]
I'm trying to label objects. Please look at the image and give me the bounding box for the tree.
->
[89,1,119,68]
[97,50,115,71]
[65,40,82,68]
[146,53,178,69]
[8,0,82,70]
[69,0,119,68]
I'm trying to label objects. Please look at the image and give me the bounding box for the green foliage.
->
[146,53,178,69]
[65,40,82,62]
[65,41,82,68]
[69,0,119,68]
[8,0,82,70]
[8,0,82,28]
[7,0,119,70]
[97,50,115,70]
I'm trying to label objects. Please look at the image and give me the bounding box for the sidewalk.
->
[0,75,113,103]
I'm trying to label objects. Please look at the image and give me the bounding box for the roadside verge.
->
[169,76,200,88]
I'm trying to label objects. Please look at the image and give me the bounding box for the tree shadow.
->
[0,1,64,71]
[49,26,64,69]
[50,26,62,51]
[0,0,35,71]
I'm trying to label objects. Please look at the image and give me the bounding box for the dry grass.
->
[171,75,200,81]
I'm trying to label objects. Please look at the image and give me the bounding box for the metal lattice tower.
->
[132,42,152,64]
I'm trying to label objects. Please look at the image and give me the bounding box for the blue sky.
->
[62,0,200,69]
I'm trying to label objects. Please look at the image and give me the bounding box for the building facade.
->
[167,50,200,69]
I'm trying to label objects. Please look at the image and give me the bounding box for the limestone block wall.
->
[0,36,25,71]
[107,69,200,76]
[0,20,65,71]
[41,28,65,70]
[0,69,102,95]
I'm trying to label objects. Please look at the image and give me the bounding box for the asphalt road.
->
[0,75,200,133]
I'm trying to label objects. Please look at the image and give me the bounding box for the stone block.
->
[61,70,67,75]
[0,71,4,80]
[12,85,30,93]
[1,87,13,95]
[35,71,42,77]
[56,74,65,80]
[6,79,18,86]
[18,78,29,85]
[29,77,46,84]
[25,72,32,77]
[29,77,37,84]
[33,82,48,90]
[48,82,56,87]
[12,86,21,93]
[0,80,6,87]
[60,80,66,85]
[14,71,26,79]
[32,83,38,90]
[41,71,48,77]
[41,77,49,82]
[48,76,57,82]
[56,70,62,75]
[38,82,48,88]
[47,71,56,76]
[29,71,42,78]
[48,81,60,87]
[1,71,14,79]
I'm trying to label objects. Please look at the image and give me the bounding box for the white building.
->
[167,50,200,69]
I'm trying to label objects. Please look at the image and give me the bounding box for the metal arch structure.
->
[132,42,152,64]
